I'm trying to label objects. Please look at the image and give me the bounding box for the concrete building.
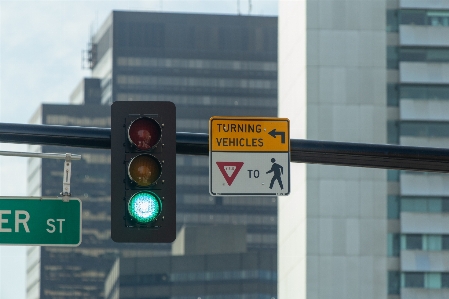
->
[27,11,278,299]
[278,1,387,298]
[104,226,276,299]
[386,1,449,298]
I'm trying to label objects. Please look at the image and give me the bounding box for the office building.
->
[26,94,116,298]
[105,226,276,299]
[26,79,181,299]
[27,11,278,299]
[278,1,387,298]
[279,0,449,298]
[386,1,449,298]
[89,10,278,251]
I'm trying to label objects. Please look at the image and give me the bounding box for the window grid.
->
[402,272,449,289]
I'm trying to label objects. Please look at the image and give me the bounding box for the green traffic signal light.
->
[128,191,162,224]
[111,101,176,243]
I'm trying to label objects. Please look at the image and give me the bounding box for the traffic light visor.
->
[128,117,162,150]
[128,191,162,224]
[128,154,162,186]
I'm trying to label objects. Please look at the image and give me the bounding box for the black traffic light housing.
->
[111,101,176,242]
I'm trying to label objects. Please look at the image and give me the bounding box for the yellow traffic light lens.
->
[128,154,162,186]
[128,192,161,224]
[128,117,161,150]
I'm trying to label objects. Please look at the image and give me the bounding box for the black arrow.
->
[268,129,285,143]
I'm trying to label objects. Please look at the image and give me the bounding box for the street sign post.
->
[209,117,290,196]
[0,197,82,246]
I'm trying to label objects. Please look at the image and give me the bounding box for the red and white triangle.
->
[216,162,244,186]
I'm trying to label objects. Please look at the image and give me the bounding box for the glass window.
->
[427,11,449,26]
[442,199,449,212]
[115,74,276,91]
[442,273,449,288]
[400,122,449,138]
[400,85,426,100]
[400,9,449,27]
[116,56,277,73]
[387,169,399,181]
[442,236,449,250]
[387,10,399,32]
[426,273,442,288]
[428,198,443,212]
[400,48,449,63]
[388,271,401,294]
[403,272,425,288]
[428,48,449,61]
[388,233,400,256]
[401,197,448,213]
[400,10,426,25]
[388,196,400,219]
[405,235,423,250]
[387,121,399,144]
[402,197,428,213]
[387,84,399,107]
[387,46,399,69]
[400,48,426,61]
[401,85,449,101]
[426,235,442,251]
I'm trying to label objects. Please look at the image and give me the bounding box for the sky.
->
[0,1,277,298]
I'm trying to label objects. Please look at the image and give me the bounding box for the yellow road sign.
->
[209,117,289,152]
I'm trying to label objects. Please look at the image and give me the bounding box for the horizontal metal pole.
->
[176,132,208,156]
[0,123,110,149]
[0,151,81,160]
[290,139,449,173]
[1,122,449,172]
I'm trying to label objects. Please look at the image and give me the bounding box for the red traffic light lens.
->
[128,154,162,186]
[128,117,161,150]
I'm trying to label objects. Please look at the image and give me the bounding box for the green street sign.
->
[0,197,82,246]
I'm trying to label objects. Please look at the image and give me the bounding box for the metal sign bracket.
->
[61,153,72,202]
[0,150,81,202]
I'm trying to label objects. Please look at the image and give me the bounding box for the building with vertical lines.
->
[386,1,449,298]
[27,11,278,299]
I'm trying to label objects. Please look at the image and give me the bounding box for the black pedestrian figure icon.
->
[266,158,283,190]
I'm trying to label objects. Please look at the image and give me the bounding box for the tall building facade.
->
[27,100,116,299]
[27,12,278,299]
[278,1,387,298]
[386,1,449,298]
[104,226,276,299]
[90,11,278,252]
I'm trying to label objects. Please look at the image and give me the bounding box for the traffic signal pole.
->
[1,122,449,173]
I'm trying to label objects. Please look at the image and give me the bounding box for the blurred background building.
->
[26,11,278,299]
[386,0,449,298]
[278,0,449,299]
[90,11,278,252]
[278,0,387,298]
[104,226,276,299]
[25,2,449,299]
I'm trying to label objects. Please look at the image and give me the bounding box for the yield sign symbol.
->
[216,162,244,186]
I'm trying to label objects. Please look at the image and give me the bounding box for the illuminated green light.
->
[128,192,162,224]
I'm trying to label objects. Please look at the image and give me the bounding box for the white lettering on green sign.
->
[46,219,66,233]
[0,210,30,233]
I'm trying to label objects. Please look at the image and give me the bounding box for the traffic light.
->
[111,101,176,242]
